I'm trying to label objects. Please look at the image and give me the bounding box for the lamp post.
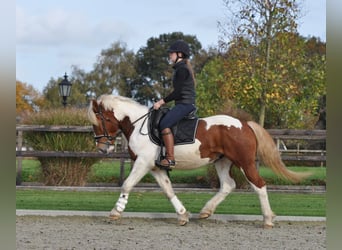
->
[58,73,72,107]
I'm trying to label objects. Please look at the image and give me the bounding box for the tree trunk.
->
[259,101,266,127]
[259,6,273,128]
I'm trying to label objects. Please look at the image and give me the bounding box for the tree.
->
[42,78,66,109]
[196,56,226,117]
[42,73,90,109]
[16,80,45,115]
[213,32,325,128]
[219,0,304,127]
[69,66,97,106]
[88,41,137,97]
[192,46,220,79]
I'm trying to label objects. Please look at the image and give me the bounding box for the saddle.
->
[148,107,199,146]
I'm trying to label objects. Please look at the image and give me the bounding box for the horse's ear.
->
[91,100,99,113]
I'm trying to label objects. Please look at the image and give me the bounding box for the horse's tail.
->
[247,121,311,183]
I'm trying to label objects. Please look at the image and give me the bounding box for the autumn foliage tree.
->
[196,56,226,117]
[197,33,325,128]
[200,0,326,128]
[16,80,45,116]
[218,0,305,127]
[196,32,326,128]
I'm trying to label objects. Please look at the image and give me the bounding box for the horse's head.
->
[88,99,121,154]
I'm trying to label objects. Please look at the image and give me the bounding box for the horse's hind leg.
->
[199,157,235,219]
[150,168,189,226]
[240,165,276,228]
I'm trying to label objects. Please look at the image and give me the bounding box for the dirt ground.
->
[16,215,326,250]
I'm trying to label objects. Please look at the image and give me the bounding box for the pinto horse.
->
[88,94,309,227]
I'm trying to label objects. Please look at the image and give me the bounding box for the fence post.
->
[320,150,324,167]
[16,130,23,185]
[276,138,280,150]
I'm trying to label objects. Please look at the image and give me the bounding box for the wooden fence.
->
[266,129,326,163]
[15,125,130,185]
[16,125,326,185]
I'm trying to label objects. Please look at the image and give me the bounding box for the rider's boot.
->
[155,128,175,169]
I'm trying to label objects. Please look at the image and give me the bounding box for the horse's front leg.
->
[109,157,151,220]
[150,168,189,226]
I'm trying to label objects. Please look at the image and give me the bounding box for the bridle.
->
[93,107,120,147]
[93,106,152,146]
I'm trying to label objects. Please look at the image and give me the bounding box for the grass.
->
[16,189,326,217]
[16,160,326,216]
[17,159,326,186]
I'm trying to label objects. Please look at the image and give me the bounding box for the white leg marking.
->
[249,182,275,227]
[115,193,129,212]
[171,196,186,215]
[150,169,189,225]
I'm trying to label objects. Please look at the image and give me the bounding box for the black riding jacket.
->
[163,60,196,105]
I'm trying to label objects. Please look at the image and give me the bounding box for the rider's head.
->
[167,40,190,63]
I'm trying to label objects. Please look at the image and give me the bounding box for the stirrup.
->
[155,158,176,170]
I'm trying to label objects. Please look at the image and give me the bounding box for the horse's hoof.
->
[109,215,121,220]
[263,213,276,228]
[109,209,121,220]
[198,212,211,219]
[263,224,274,229]
[178,219,188,226]
[178,212,190,226]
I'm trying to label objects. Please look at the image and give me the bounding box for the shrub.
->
[21,108,100,186]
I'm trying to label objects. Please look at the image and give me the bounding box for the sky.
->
[16,0,326,93]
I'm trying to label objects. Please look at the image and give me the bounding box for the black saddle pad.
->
[148,107,199,146]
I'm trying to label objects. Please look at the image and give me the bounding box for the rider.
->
[153,40,196,169]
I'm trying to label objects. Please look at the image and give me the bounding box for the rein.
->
[131,109,152,127]
[94,108,152,143]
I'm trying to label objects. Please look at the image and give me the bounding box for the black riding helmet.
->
[167,40,190,58]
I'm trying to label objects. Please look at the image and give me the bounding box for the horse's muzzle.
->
[96,142,115,154]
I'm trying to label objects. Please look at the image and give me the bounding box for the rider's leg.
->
[156,128,175,168]
[156,103,195,169]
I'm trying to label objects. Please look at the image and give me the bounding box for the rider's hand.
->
[153,99,165,110]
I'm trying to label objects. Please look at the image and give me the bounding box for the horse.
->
[87,94,310,228]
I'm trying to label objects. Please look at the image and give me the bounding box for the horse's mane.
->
[98,95,138,110]
[88,95,147,125]
[87,101,98,126]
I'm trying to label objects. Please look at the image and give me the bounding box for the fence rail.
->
[267,129,326,140]
[16,125,326,185]
[15,125,130,185]
[16,125,127,158]
[266,129,326,163]
[16,150,130,158]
